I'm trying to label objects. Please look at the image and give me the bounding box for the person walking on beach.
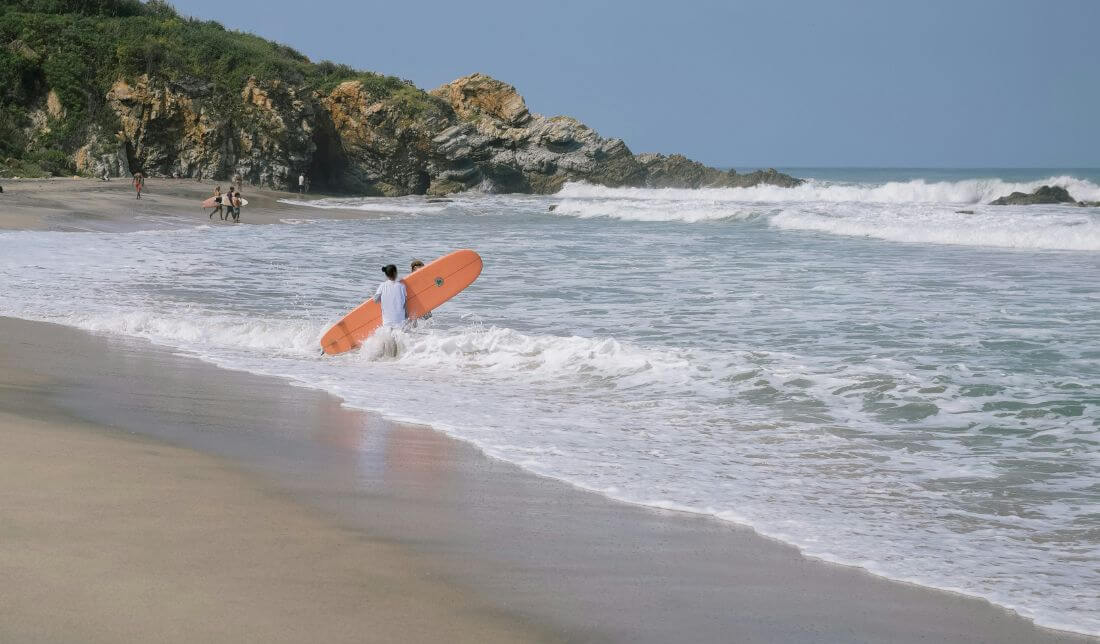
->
[132,172,144,199]
[225,186,238,221]
[231,190,243,223]
[373,264,407,357]
[211,185,223,220]
[298,173,306,194]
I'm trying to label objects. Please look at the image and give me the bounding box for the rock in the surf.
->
[990,185,1076,205]
[635,153,803,189]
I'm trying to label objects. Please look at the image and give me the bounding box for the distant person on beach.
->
[132,172,144,199]
[232,191,242,223]
[226,186,237,221]
[298,173,305,194]
[233,173,243,188]
[211,185,223,220]
[373,264,407,357]
[101,167,110,181]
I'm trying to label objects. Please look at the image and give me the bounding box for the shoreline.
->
[0,323,557,643]
[0,177,378,231]
[2,316,1094,643]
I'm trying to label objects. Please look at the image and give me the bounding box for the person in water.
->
[211,185,223,220]
[374,264,407,326]
[408,259,431,322]
[132,172,144,199]
[373,264,407,357]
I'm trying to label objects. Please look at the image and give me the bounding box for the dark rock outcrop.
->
[990,185,1076,205]
[635,153,802,189]
[426,74,646,194]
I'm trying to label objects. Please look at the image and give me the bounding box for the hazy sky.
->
[170,0,1099,168]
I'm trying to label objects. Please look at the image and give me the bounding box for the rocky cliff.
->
[59,71,800,196]
[1,3,800,194]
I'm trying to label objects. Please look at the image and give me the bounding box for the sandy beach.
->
[0,177,369,231]
[1,180,1097,643]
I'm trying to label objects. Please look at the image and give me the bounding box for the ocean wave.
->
[769,206,1100,251]
[58,310,324,357]
[384,325,696,388]
[548,178,1100,250]
[278,196,448,214]
[555,175,1100,206]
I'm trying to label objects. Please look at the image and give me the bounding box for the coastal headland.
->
[0,2,800,195]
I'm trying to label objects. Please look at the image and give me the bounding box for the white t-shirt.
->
[299,175,305,186]
[374,280,407,327]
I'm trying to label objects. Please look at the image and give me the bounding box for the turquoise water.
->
[0,169,1098,634]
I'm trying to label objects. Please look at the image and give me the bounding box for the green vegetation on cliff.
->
[0,0,425,177]
[0,0,801,193]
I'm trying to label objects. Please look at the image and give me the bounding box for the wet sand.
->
[1,316,1094,644]
[0,334,558,643]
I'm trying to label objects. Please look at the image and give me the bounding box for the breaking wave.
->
[549,177,1100,250]
[555,175,1100,205]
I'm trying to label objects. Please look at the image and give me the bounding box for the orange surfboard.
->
[320,249,483,355]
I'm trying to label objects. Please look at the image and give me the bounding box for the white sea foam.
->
[769,205,1100,250]
[555,175,1100,205]
[548,177,1100,250]
[278,196,448,213]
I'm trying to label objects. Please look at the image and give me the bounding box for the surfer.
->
[210,186,223,220]
[232,191,242,222]
[226,186,236,221]
[373,264,407,357]
[132,171,144,199]
[408,260,431,323]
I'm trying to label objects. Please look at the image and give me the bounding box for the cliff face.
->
[2,5,800,193]
[425,74,646,194]
[30,70,802,195]
[4,3,805,193]
[73,76,318,188]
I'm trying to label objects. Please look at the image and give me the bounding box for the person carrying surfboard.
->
[225,186,236,221]
[408,260,431,324]
[373,264,407,327]
[373,264,407,357]
[210,186,223,220]
[232,191,242,222]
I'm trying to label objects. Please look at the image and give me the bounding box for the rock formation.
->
[3,5,802,193]
[425,74,647,194]
[635,153,802,189]
[38,69,803,195]
[90,76,317,188]
[990,185,1076,205]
